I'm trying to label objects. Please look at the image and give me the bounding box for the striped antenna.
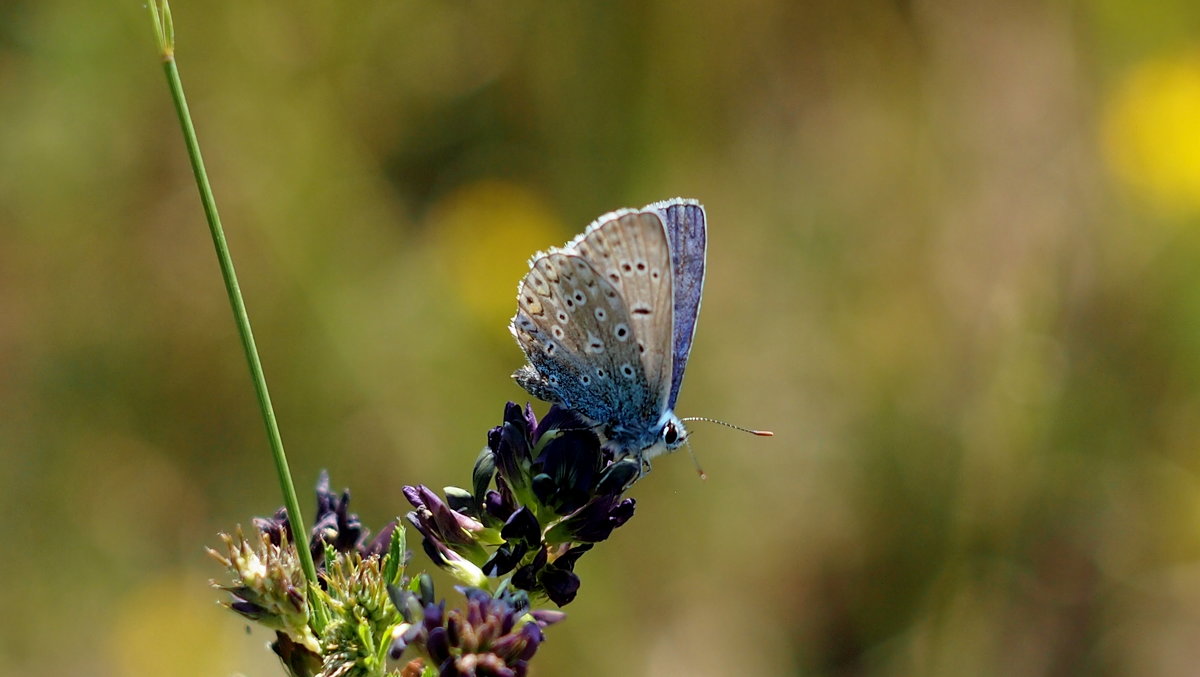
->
[681,417,774,437]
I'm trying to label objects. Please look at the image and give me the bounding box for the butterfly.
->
[509,198,708,466]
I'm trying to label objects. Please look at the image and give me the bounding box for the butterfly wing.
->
[569,210,676,412]
[648,199,706,410]
[510,208,678,452]
[511,249,663,437]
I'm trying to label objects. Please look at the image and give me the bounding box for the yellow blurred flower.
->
[1102,49,1200,214]
[427,181,564,329]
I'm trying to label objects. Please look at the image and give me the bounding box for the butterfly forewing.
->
[650,200,706,409]
[571,210,675,411]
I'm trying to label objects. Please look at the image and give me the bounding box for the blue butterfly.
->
[510,198,707,465]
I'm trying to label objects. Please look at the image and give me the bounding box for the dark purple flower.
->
[511,547,547,593]
[500,507,541,546]
[254,470,388,567]
[537,567,581,607]
[408,402,640,605]
[404,485,490,584]
[482,541,528,578]
[512,544,592,607]
[546,494,636,544]
[483,485,517,523]
[389,580,563,676]
[405,486,488,550]
[530,425,603,515]
[488,403,539,494]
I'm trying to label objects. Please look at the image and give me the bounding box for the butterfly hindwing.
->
[512,250,660,430]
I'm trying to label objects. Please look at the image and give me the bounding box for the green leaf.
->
[472,447,496,505]
[444,486,476,515]
[384,523,406,586]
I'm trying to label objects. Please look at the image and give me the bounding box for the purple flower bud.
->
[610,498,635,529]
[483,488,515,523]
[426,626,451,664]
[500,508,541,546]
[539,567,580,607]
[253,472,383,568]
[423,600,445,631]
[515,622,544,661]
[532,405,587,440]
[482,541,527,577]
[388,580,557,676]
[512,547,547,591]
[595,458,640,495]
[529,609,566,627]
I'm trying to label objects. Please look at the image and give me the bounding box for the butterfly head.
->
[630,411,689,462]
[659,412,688,451]
[600,410,690,463]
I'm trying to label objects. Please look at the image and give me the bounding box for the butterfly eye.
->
[663,422,679,446]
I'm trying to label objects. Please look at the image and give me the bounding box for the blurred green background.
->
[5,1,1200,675]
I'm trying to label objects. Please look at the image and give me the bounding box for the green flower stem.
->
[147,0,328,632]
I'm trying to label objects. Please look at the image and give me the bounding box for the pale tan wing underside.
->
[512,251,658,426]
[569,211,675,410]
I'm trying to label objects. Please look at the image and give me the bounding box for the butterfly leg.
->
[636,453,653,480]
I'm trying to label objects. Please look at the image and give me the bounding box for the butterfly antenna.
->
[681,417,775,437]
[683,437,707,481]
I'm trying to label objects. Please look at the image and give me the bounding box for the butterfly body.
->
[510,198,706,464]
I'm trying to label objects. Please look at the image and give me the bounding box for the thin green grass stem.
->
[147,0,328,632]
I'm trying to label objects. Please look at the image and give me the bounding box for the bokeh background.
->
[4,1,1200,675]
